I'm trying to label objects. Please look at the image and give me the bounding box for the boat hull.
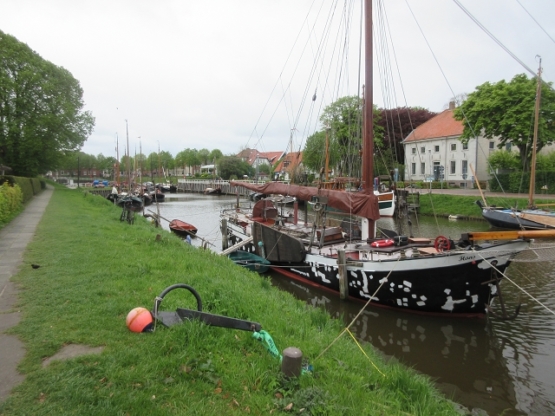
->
[222,217,529,316]
[481,207,555,230]
[169,219,198,237]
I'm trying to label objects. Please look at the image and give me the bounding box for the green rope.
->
[252,330,281,360]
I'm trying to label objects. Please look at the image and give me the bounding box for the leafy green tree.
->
[0,31,94,176]
[209,149,223,162]
[376,106,437,165]
[146,152,158,178]
[487,150,520,172]
[319,96,364,177]
[536,151,555,172]
[302,130,338,174]
[454,73,555,171]
[303,96,383,178]
[158,150,174,171]
[198,148,210,165]
[186,149,200,174]
[218,156,253,180]
[257,163,270,175]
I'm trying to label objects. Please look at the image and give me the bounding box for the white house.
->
[402,103,503,188]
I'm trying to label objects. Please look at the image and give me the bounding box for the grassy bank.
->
[415,192,550,219]
[1,187,461,415]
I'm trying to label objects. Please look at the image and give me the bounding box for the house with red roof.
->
[273,151,304,181]
[402,102,499,187]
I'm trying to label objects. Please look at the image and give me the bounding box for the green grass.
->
[1,188,461,415]
[416,193,553,218]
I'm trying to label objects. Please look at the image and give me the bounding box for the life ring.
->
[371,239,394,248]
[434,236,451,252]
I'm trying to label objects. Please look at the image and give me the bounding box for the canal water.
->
[146,193,555,415]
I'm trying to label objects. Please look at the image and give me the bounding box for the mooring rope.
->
[313,256,403,373]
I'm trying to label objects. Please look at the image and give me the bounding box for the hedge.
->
[0,182,23,225]
[0,175,44,203]
[489,171,555,193]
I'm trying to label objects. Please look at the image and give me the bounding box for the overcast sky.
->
[1,0,554,160]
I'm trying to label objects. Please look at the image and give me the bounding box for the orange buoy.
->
[370,239,394,248]
[126,307,154,333]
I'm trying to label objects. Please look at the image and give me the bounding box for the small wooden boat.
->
[228,250,270,273]
[169,219,198,237]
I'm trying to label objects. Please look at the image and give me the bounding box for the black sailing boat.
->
[220,0,555,317]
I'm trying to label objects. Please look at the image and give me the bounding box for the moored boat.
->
[219,0,555,317]
[169,219,198,237]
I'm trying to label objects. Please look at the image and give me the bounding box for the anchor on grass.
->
[482,268,521,320]
[152,284,262,332]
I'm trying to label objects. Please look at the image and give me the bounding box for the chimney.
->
[449,101,456,110]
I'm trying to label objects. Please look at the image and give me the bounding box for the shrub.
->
[0,182,23,224]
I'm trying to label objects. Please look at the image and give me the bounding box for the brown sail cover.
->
[230,181,380,221]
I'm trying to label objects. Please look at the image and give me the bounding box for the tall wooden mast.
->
[362,0,375,237]
[528,58,542,208]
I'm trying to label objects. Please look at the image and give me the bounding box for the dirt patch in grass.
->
[42,344,104,367]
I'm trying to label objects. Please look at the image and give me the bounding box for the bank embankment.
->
[1,187,463,415]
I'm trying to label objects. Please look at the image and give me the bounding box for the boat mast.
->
[528,58,542,208]
[126,119,130,191]
[363,0,375,237]
[115,133,120,188]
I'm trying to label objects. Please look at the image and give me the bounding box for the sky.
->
[1,0,554,160]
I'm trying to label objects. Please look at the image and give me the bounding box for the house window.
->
[420,146,425,154]
[450,143,456,151]
[505,142,512,151]
[489,141,494,150]
[420,163,425,175]
[450,161,456,174]
[434,145,440,152]
[462,142,468,150]
[462,160,468,176]
[411,163,416,175]
[411,147,416,154]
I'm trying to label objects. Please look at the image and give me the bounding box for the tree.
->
[218,156,253,180]
[486,150,520,172]
[302,96,383,178]
[209,149,223,162]
[158,150,174,172]
[454,73,555,171]
[0,31,94,176]
[319,96,364,177]
[302,130,338,174]
[376,107,437,165]
[198,148,210,165]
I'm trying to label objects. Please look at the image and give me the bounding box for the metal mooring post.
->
[281,347,302,378]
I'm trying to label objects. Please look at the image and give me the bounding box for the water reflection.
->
[147,194,555,415]
[269,276,523,415]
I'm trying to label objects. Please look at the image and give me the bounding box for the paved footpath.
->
[0,185,53,402]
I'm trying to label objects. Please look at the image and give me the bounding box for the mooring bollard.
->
[281,347,302,377]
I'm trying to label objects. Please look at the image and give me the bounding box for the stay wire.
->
[472,247,555,316]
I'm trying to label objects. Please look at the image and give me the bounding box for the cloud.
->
[1,0,553,159]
